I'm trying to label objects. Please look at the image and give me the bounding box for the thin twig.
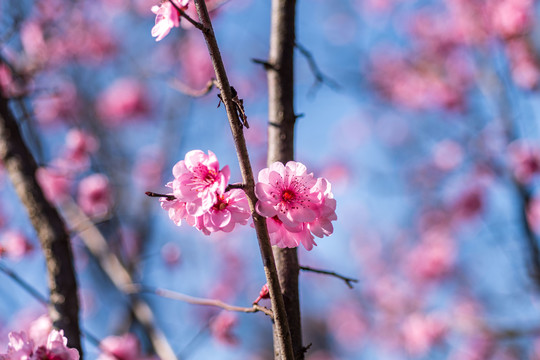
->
[167,0,207,31]
[169,78,216,97]
[300,265,359,289]
[225,183,245,191]
[295,42,339,95]
[145,191,176,201]
[124,284,274,318]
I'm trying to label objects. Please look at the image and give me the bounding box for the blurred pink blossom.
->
[171,150,230,216]
[401,313,447,356]
[451,186,484,222]
[407,231,455,282]
[508,140,540,183]
[327,302,367,348]
[209,312,238,345]
[490,0,532,38]
[77,174,112,217]
[33,80,78,127]
[161,241,182,267]
[505,39,540,90]
[96,78,150,125]
[59,129,99,171]
[433,140,464,171]
[36,167,71,202]
[0,231,33,260]
[98,333,156,360]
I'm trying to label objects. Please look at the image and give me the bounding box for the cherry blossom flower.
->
[255,161,337,250]
[401,313,447,356]
[151,0,189,41]
[255,161,321,228]
[77,174,112,217]
[36,167,71,203]
[0,231,33,260]
[160,190,190,226]
[0,329,79,360]
[171,150,230,216]
[96,78,150,125]
[209,312,238,345]
[98,333,156,360]
[507,140,540,183]
[190,189,250,235]
[61,129,99,171]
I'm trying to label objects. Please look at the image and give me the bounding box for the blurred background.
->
[2,0,540,358]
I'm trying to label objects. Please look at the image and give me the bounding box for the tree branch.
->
[61,198,178,360]
[300,265,359,289]
[295,42,339,95]
[0,93,82,355]
[192,1,295,358]
[124,284,274,318]
[169,78,216,97]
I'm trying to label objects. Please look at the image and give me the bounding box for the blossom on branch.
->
[151,0,189,41]
[171,150,230,216]
[255,161,337,250]
[0,329,79,360]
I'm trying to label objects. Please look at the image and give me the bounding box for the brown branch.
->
[145,191,176,201]
[300,265,359,289]
[0,93,82,355]
[61,198,178,360]
[192,1,295,359]
[124,284,274,318]
[225,183,245,192]
[266,1,304,359]
[169,78,216,97]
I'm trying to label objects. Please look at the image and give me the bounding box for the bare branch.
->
[295,42,339,95]
[0,92,82,354]
[169,78,216,97]
[300,265,358,289]
[124,284,274,318]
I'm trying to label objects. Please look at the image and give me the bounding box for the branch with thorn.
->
[300,265,358,289]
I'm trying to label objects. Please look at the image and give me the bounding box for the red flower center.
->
[281,189,295,202]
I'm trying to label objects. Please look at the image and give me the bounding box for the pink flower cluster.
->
[0,329,79,360]
[255,161,337,250]
[160,150,250,235]
[98,333,157,360]
[151,0,189,41]
[159,151,337,251]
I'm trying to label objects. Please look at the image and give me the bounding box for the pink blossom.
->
[266,216,316,250]
[171,150,230,216]
[506,39,540,90]
[209,312,238,345]
[255,161,337,250]
[407,232,455,282]
[98,333,155,360]
[0,329,79,360]
[151,1,188,42]
[255,161,321,228]
[527,196,540,233]
[36,167,71,203]
[0,231,33,260]
[61,129,99,171]
[77,174,112,217]
[96,78,150,125]
[191,189,250,235]
[161,241,182,267]
[507,140,540,183]
[451,186,484,222]
[490,0,532,38]
[401,313,447,356]
[160,192,190,226]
